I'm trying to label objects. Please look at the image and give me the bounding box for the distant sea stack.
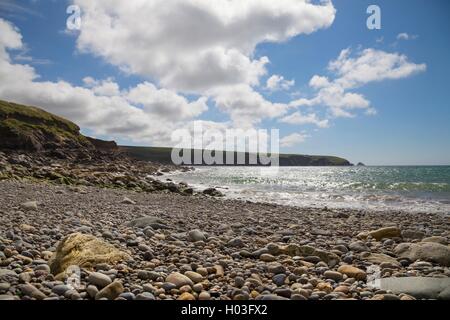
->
[357,162,366,167]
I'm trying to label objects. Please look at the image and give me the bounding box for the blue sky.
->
[0,0,449,165]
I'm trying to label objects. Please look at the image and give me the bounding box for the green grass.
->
[0,99,351,166]
[0,99,89,146]
[0,100,80,133]
[120,146,352,166]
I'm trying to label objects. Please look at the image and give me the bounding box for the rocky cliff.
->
[0,100,117,158]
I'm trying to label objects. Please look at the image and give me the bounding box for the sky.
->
[0,0,449,165]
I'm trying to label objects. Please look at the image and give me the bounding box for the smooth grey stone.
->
[374,277,450,299]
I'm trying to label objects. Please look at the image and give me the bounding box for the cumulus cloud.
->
[309,75,330,89]
[127,82,208,121]
[290,48,426,118]
[210,84,289,128]
[280,132,310,147]
[279,111,329,128]
[266,75,295,91]
[73,0,335,93]
[83,77,121,97]
[0,18,208,146]
[328,48,426,88]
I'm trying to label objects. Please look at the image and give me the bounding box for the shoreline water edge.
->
[1,152,449,301]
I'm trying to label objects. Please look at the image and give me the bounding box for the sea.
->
[162,166,450,214]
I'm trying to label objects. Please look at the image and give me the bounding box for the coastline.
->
[1,176,449,300]
[160,166,450,216]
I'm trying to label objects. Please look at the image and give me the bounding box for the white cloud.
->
[73,0,335,94]
[210,84,289,128]
[328,48,426,89]
[279,111,329,128]
[397,33,418,41]
[127,82,208,121]
[83,77,121,97]
[266,75,295,91]
[280,132,309,147]
[309,75,330,89]
[0,18,209,146]
[291,48,426,118]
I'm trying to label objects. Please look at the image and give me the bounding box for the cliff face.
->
[0,99,351,166]
[0,100,117,157]
[278,154,352,166]
[121,146,352,166]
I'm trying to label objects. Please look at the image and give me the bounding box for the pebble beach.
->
[1,175,449,301]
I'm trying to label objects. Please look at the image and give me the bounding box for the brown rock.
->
[48,233,130,275]
[95,281,124,300]
[357,227,401,241]
[337,265,367,280]
[166,272,194,288]
[178,292,196,300]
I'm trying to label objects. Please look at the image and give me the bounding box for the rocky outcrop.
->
[0,100,90,152]
[86,137,118,151]
[0,100,117,158]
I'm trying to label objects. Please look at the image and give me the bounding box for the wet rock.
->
[203,188,223,197]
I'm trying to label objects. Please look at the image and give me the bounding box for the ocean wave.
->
[162,166,450,214]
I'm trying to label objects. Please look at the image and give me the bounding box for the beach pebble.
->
[187,230,206,242]
[166,272,194,288]
[88,272,112,288]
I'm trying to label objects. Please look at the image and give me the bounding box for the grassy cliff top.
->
[120,146,352,166]
[0,100,80,133]
[0,99,90,151]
